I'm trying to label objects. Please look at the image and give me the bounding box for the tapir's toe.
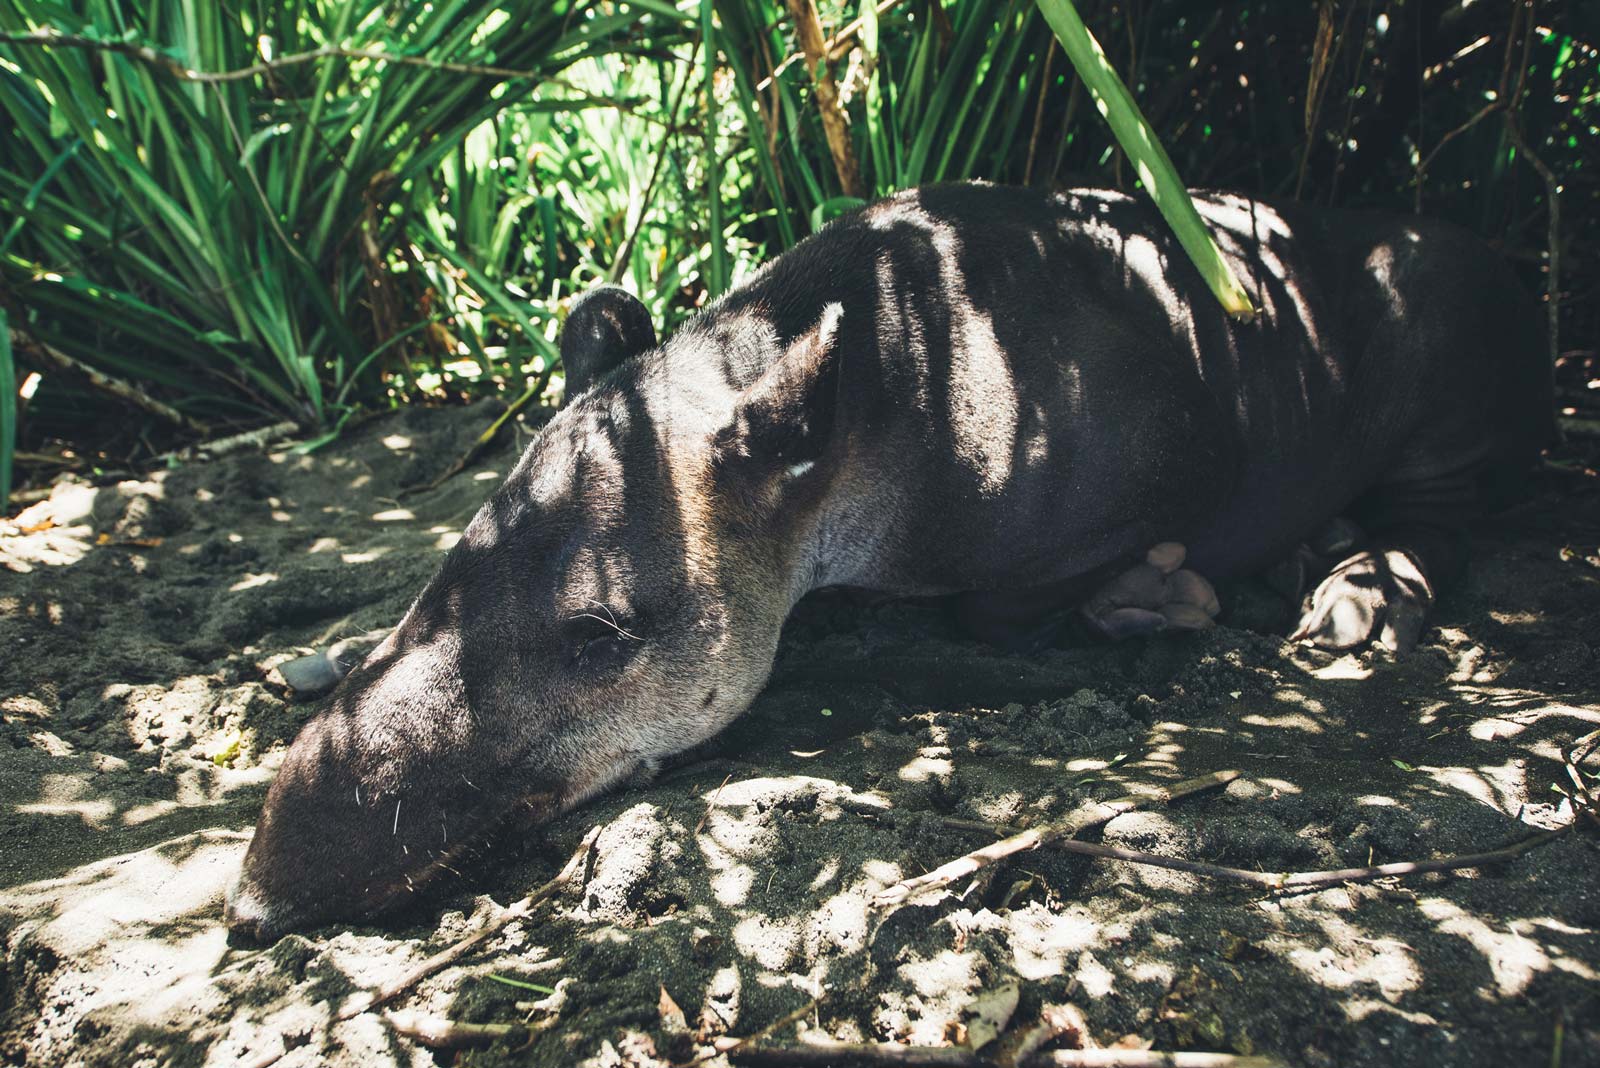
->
[1291,547,1434,654]
[1081,545,1220,640]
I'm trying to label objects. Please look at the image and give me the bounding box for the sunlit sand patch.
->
[1423,760,1527,814]
[1075,950,1117,998]
[1310,657,1373,681]
[1004,904,1105,980]
[1241,711,1326,734]
[17,772,115,829]
[808,884,871,956]
[888,947,986,1045]
[1268,686,1333,717]
[898,753,954,783]
[732,914,802,971]
[1467,717,1528,741]
[1343,1000,1444,1026]
[0,829,248,1049]
[859,858,903,889]
[808,857,840,891]
[1285,934,1421,1000]
[1418,897,1552,997]
[227,571,277,592]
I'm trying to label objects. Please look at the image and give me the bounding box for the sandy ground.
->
[1,402,1597,1068]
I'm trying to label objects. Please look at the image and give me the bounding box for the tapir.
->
[226,183,1551,939]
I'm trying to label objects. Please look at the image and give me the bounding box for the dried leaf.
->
[658,984,688,1033]
[992,1003,1090,1067]
[962,981,1019,1051]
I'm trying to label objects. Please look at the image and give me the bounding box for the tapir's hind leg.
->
[1079,542,1221,639]
[951,543,1219,651]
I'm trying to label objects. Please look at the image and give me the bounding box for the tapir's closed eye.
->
[558,610,644,673]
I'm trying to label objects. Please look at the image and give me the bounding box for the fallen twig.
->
[1036,823,1574,892]
[338,825,600,1019]
[406,388,551,494]
[865,782,1574,897]
[693,772,735,836]
[709,994,827,1057]
[872,770,1240,907]
[10,327,206,434]
[729,1038,1286,1067]
[382,1010,527,1050]
[243,826,600,1068]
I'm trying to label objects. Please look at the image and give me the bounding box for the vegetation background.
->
[1,0,1595,501]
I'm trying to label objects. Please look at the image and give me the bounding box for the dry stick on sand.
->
[1032,823,1575,892]
[381,1011,527,1050]
[243,826,601,1068]
[10,327,207,434]
[730,1039,1287,1067]
[873,770,1241,907]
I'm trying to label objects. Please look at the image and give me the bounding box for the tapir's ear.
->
[560,285,657,400]
[713,303,844,502]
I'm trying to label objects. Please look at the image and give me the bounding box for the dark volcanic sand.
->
[2,402,1597,1068]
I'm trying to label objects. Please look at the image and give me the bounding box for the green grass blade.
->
[1034,0,1256,320]
[0,309,13,507]
[700,0,728,297]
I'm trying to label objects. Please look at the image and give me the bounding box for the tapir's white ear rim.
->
[812,301,844,354]
[713,303,846,496]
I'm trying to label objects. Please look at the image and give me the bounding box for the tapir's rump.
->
[227,182,1550,938]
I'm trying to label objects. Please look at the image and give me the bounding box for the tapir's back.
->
[705,183,1548,590]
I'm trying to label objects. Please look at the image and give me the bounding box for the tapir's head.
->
[226,290,848,940]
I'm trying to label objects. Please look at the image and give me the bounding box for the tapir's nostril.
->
[224,877,281,944]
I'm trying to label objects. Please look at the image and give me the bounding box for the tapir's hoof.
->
[1082,543,1220,640]
[1290,548,1434,654]
[277,628,392,697]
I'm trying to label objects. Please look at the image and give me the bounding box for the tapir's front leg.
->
[1290,470,1474,654]
[1290,545,1436,653]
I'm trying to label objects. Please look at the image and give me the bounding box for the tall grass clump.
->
[0,0,673,433]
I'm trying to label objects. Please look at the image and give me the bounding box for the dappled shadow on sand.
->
[2,402,1597,1067]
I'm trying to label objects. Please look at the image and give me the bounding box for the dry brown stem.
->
[784,0,865,198]
[872,770,1240,907]
[729,1038,1287,1067]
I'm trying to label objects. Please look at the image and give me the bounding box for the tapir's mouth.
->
[227,749,650,942]
[354,753,644,922]
[356,787,566,921]
[226,786,564,942]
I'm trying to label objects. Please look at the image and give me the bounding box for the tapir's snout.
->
[224,873,284,943]
[226,627,578,941]
[226,706,569,940]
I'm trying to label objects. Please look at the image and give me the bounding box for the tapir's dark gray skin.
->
[226,183,1551,940]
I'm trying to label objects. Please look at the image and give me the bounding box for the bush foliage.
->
[0,0,1594,495]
